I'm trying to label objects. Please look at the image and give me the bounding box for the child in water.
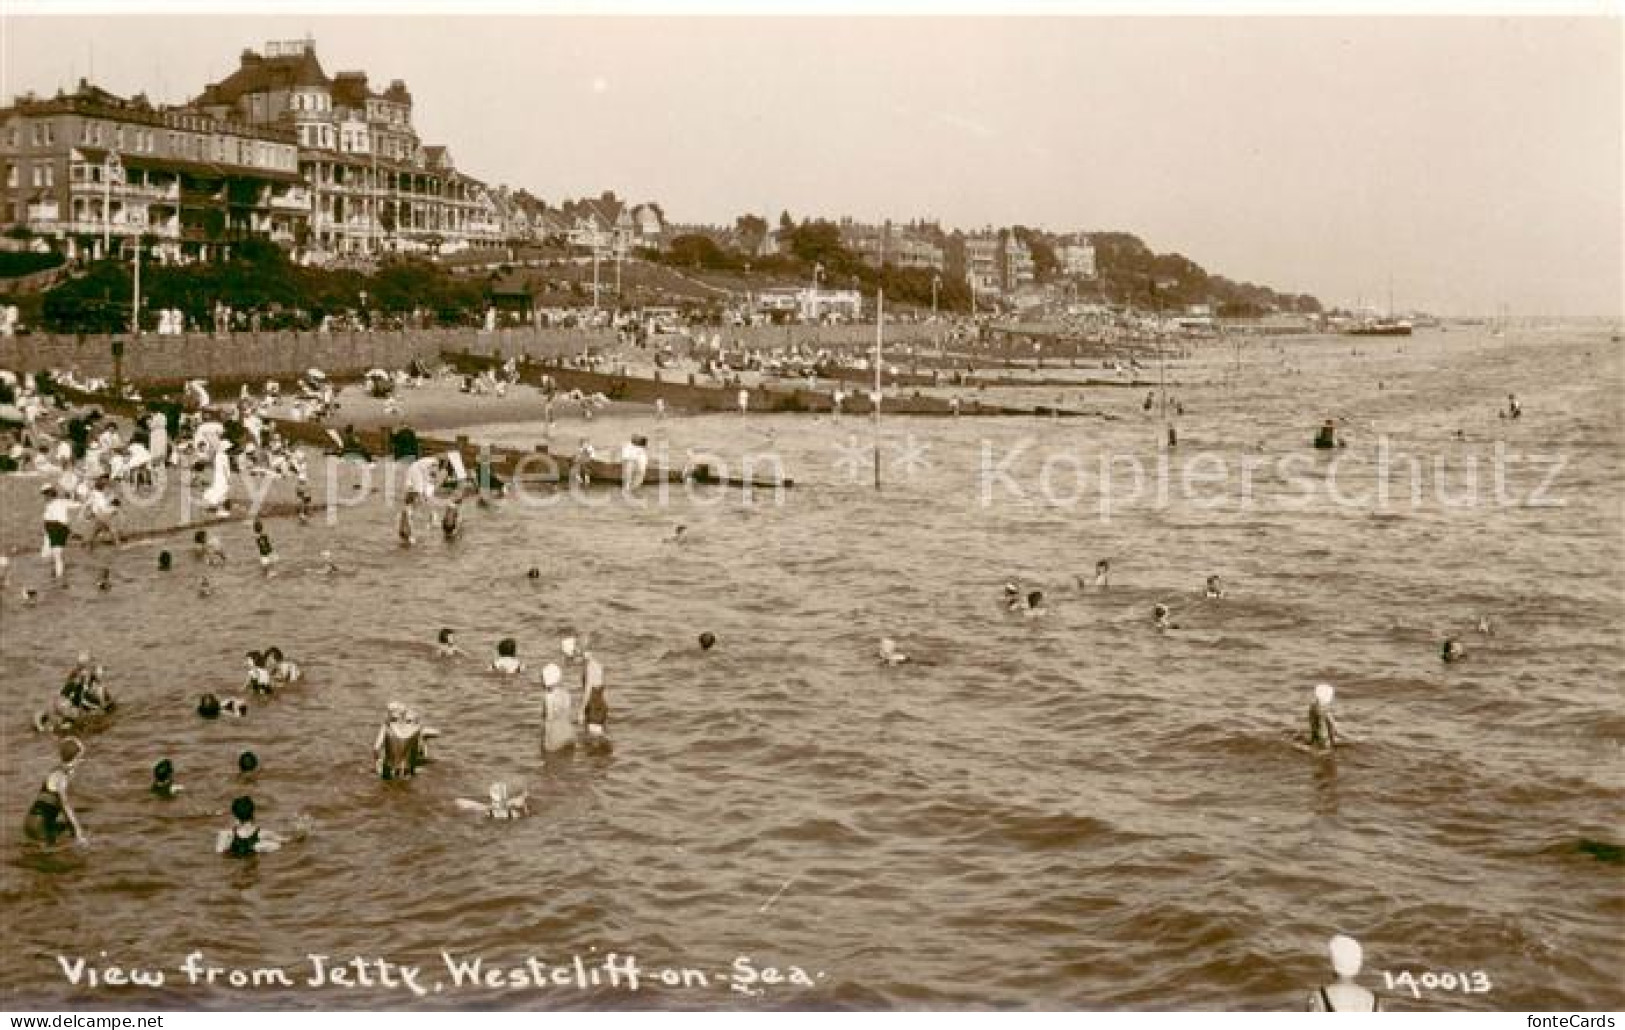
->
[1024,591,1047,618]
[698,632,717,651]
[1441,637,1466,663]
[455,782,529,819]
[440,498,462,541]
[490,638,524,675]
[35,653,114,732]
[374,703,439,780]
[436,628,467,659]
[878,638,910,665]
[23,737,87,846]
[1152,604,1178,632]
[1204,575,1225,600]
[151,758,182,797]
[197,692,249,719]
[237,751,259,781]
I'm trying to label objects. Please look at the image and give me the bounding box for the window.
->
[43,122,54,145]
[44,164,53,187]
[5,164,15,188]
[31,124,41,146]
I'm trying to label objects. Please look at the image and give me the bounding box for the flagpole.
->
[873,289,883,491]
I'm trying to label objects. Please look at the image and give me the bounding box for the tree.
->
[734,213,768,255]
[666,233,737,271]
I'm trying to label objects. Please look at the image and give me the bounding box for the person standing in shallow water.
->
[24,737,86,846]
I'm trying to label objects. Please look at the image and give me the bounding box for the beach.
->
[1,326,1621,1010]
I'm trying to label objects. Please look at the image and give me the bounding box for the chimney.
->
[241,49,261,67]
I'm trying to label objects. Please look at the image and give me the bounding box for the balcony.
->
[270,190,312,211]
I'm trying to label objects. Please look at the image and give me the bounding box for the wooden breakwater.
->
[56,383,792,491]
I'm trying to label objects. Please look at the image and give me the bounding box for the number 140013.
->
[1381,970,1493,999]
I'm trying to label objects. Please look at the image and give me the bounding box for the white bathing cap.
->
[1315,683,1335,706]
[560,637,578,658]
[541,663,563,687]
[1328,934,1363,977]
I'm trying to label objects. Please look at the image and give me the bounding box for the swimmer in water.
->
[1152,604,1177,632]
[96,568,112,592]
[1093,559,1111,589]
[264,646,301,684]
[237,750,259,780]
[215,796,300,857]
[198,575,213,598]
[490,637,525,675]
[21,587,39,606]
[35,653,113,732]
[1306,683,1341,750]
[397,506,415,548]
[194,529,226,566]
[1441,637,1466,663]
[526,567,541,582]
[1476,615,1493,636]
[441,497,462,541]
[698,631,717,651]
[196,692,248,719]
[456,782,529,819]
[878,638,910,665]
[312,549,341,576]
[1024,590,1046,618]
[151,758,181,798]
[23,737,87,846]
[664,524,689,545]
[1204,575,1225,600]
[436,628,467,659]
[157,550,173,572]
[1002,580,1024,612]
[1308,934,1381,1012]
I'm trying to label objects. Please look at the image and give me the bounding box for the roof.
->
[197,46,331,108]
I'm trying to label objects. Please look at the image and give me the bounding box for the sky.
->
[2,10,1620,316]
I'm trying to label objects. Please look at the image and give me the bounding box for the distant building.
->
[0,80,305,261]
[840,218,944,272]
[964,233,1002,300]
[195,38,504,258]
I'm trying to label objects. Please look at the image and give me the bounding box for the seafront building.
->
[0,81,305,262]
[194,39,503,259]
[1,38,531,263]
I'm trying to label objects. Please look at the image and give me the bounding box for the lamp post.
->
[931,273,941,319]
[809,262,824,324]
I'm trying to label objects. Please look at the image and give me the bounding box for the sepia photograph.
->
[0,0,1621,1016]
